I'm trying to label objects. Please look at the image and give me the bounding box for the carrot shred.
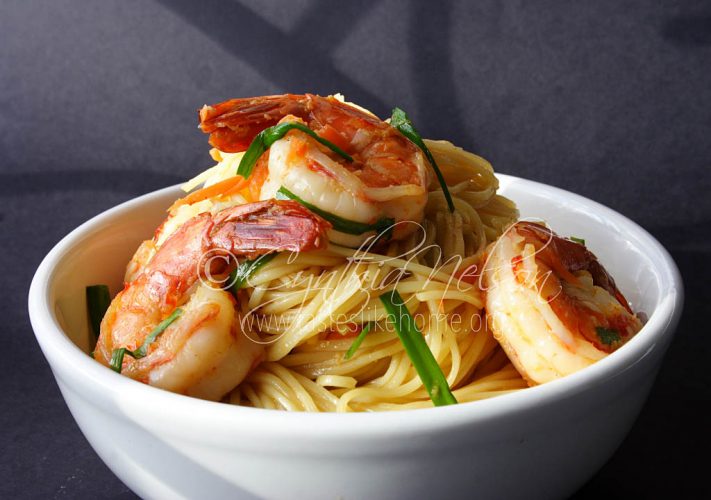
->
[170,176,248,211]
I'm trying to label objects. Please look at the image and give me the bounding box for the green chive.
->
[228,253,276,294]
[276,186,394,238]
[344,322,374,360]
[237,122,353,178]
[379,290,458,406]
[86,285,110,342]
[109,308,184,373]
[109,347,130,373]
[595,326,621,346]
[570,236,586,246]
[133,308,184,358]
[390,108,455,213]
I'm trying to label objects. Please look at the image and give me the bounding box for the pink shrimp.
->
[199,94,432,246]
[483,221,644,385]
[94,199,330,400]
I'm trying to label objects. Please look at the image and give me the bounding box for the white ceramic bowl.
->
[29,175,683,500]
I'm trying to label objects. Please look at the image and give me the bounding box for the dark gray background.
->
[2,0,709,498]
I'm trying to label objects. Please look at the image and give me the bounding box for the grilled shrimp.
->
[94,200,330,400]
[199,94,432,246]
[483,221,643,385]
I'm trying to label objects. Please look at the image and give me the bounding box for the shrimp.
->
[94,199,331,400]
[482,221,643,385]
[199,94,432,246]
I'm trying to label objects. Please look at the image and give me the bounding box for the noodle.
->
[218,140,523,411]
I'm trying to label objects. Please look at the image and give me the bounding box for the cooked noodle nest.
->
[216,139,523,411]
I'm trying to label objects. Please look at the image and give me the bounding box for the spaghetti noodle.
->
[217,140,524,411]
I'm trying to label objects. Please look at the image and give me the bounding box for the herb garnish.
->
[110,308,184,373]
[390,108,454,213]
[344,322,374,360]
[276,186,394,238]
[380,290,457,406]
[228,253,276,295]
[237,122,353,178]
[86,285,111,343]
[595,326,621,346]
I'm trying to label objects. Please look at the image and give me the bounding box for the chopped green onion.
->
[110,308,184,373]
[344,322,374,360]
[228,253,276,294]
[86,285,110,342]
[390,108,455,213]
[595,326,621,346]
[570,236,586,246]
[237,122,353,178]
[379,290,458,406]
[276,186,394,238]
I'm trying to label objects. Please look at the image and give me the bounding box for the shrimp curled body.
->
[94,200,330,400]
[199,94,432,246]
[483,222,643,385]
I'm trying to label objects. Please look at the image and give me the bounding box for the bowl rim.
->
[28,174,684,436]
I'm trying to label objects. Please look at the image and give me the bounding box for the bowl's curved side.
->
[29,177,683,500]
[50,347,665,500]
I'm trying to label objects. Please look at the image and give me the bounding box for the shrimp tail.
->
[198,93,384,154]
[199,94,309,152]
[516,222,633,313]
[148,199,329,283]
[210,199,331,257]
